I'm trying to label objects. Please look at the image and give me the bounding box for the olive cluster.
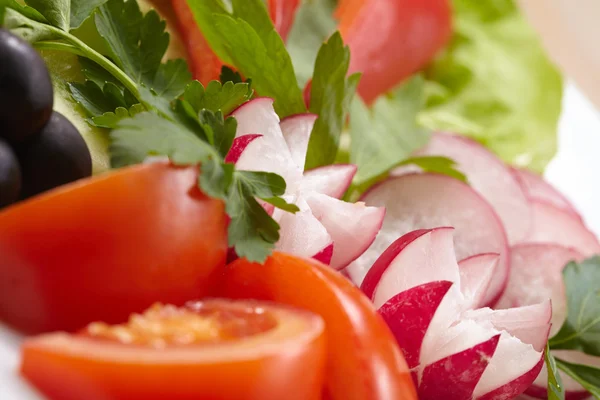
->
[0,29,92,208]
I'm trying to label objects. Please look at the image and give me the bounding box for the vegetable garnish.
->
[1,0,312,262]
[545,346,566,400]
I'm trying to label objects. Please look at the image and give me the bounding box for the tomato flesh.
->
[338,0,452,103]
[218,252,418,400]
[0,163,228,334]
[21,300,326,400]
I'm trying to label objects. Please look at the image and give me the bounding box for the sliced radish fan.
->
[362,228,550,400]
[228,98,383,268]
[347,173,509,306]
[411,133,532,244]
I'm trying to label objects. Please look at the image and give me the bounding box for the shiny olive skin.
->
[18,112,92,199]
[0,139,21,208]
[0,29,54,143]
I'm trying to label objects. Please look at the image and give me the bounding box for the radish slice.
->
[225,134,262,163]
[464,302,552,352]
[414,133,532,244]
[512,167,581,219]
[301,164,357,199]
[232,98,303,189]
[419,335,500,399]
[348,173,509,306]
[526,200,600,256]
[280,114,318,170]
[306,193,385,270]
[275,198,332,259]
[459,253,500,310]
[496,244,583,331]
[378,281,454,369]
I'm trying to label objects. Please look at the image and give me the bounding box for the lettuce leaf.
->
[420,0,563,173]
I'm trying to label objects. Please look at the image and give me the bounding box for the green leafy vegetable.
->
[350,76,431,185]
[23,0,106,30]
[420,0,563,172]
[286,0,337,87]
[304,32,359,170]
[555,358,600,398]
[550,257,600,356]
[185,0,305,117]
[546,346,566,400]
[184,80,251,116]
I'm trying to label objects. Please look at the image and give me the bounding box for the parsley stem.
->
[34,41,85,57]
[63,34,144,104]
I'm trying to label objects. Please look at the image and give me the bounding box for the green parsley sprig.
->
[0,0,298,261]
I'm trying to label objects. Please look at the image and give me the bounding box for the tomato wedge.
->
[21,300,326,400]
[171,0,223,84]
[0,163,228,334]
[218,252,418,400]
[170,0,300,84]
[337,0,452,103]
[268,0,301,42]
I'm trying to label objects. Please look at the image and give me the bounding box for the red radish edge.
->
[361,229,432,299]
[230,96,274,115]
[312,243,334,265]
[225,134,263,163]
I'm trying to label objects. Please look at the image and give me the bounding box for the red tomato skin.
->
[338,0,452,104]
[0,163,228,334]
[218,252,418,400]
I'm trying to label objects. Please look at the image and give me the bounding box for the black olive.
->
[18,112,92,199]
[0,139,21,208]
[0,29,53,143]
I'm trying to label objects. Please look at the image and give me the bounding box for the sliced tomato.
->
[171,0,223,84]
[268,0,301,42]
[21,300,326,400]
[218,252,417,400]
[337,0,452,104]
[0,163,228,334]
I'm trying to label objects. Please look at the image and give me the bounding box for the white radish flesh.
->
[301,164,357,199]
[414,133,532,244]
[279,114,317,170]
[526,200,600,256]
[348,173,509,306]
[459,253,500,310]
[306,193,385,270]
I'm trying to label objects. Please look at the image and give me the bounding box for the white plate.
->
[1,81,600,399]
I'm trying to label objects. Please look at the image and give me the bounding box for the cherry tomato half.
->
[218,252,418,400]
[0,163,228,333]
[21,299,326,400]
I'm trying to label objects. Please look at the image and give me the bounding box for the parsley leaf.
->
[398,156,467,183]
[550,256,600,356]
[94,0,190,97]
[187,0,305,117]
[0,0,46,23]
[546,347,566,400]
[349,75,432,185]
[236,171,299,213]
[555,358,600,399]
[305,31,359,169]
[23,0,106,31]
[184,80,251,116]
